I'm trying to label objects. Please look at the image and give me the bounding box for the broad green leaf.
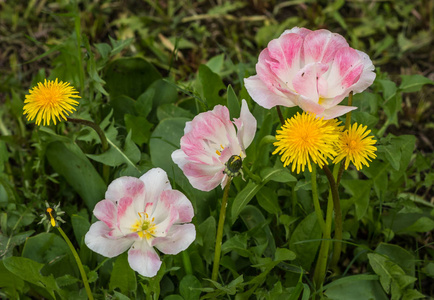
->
[206,54,225,74]
[341,179,373,220]
[221,234,250,257]
[197,64,225,108]
[105,57,161,99]
[240,205,276,257]
[135,87,154,117]
[289,212,321,271]
[377,79,397,102]
[256,186,281,215]
[125,114,153,146]
[22,232,69,264]
[3,256,59,299]
[109,252,137,294]
[368,253,410,299]
[324,274,387,300]
[71,214,91,245]
[87,131,141,174]
[157,104,194,121]
[260,167,297,183]
[46,141,106,210]
[0,260,25,299]
[164,295,184,300]
[399,74,433,93]
[274,248,296,262]
[401,217,434,233]
[227,85,240,120]
[231,181,263,223]
[196,216,216,264]
[109,95,136,125]
[376,243,415,277]
[179,274,201,300]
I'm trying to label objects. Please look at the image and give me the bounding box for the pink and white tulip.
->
[244,27,376,119]
[171,100,257,191]
[84,168,195,277]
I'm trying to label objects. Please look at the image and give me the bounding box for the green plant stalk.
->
[323,165,342,269]
[67,117,109,182]
[311,165,325,234]
[312,189,333,291]
[57,226,94,300]
[211,177,232,282]
[344,92,353,129]
[276,106,285,125]
[182,250,193,275]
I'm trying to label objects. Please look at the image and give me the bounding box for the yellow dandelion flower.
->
[23,79,80,126]
[273,112,341,174]
[333,123,377,170]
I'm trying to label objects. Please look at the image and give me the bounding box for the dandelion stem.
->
[323,165,342,270]
[311,165,325,234]
[211,177,232,282]
[57,226,94,300]
[276,106,285,125]
[67,117,110,182]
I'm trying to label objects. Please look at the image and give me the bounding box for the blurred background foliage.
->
[0,0,433,299]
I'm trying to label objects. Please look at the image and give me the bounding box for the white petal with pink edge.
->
[233,100,257,153]
[160,190,194,223]
[85,221,133,258]
[105,176,145,204]
[128,240,162,277]
[139,168,172,206]
[153,224,196,255]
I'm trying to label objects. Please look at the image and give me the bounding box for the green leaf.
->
[71,214,91,245]
[289,212,321,271]
[221,234,250,257]
[231,181,263,222]
[109,252,137,294]
[206,54,225,74]
[256,186,281,215]
[377,139,402,170]
[87,130,141,174]
[109,95,136,125]
[125,114,153,146]
[179,274,201,300]
[401,217,434,233]
[22,232,69,264]
[227,85,240,120]
[157,104,194,121]
[324,274,388,300]
[240,205,276,256]
[375,243,415,277]
[196,216,216,264]
[274,248,296,262]
[399,74,433,93]
[46,141,106,210]
[0,260,25,299]
[197,64,225,108]
[260,167,296,183]
[105,57,162,99]
[3,256,59,299]
[341,179,373,220]
[377,79,397,102]
[368,253,410,299]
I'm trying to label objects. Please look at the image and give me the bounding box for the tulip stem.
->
[211,177,232,282]
[57,226,94,300]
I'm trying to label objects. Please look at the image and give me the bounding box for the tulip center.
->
[215,144,225,156]
[131,212,156,240]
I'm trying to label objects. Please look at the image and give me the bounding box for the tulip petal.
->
[139,168,172,206]
[153,224,196,255]
[85,221,133,258]
[128,240,162,277]
[244,75,296,109]
[233,100,257,152]
[93,200,117,228]
[317,105,358,120]
[304,29,348,64]
[105,177,145,204]
[160,190,194,223]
